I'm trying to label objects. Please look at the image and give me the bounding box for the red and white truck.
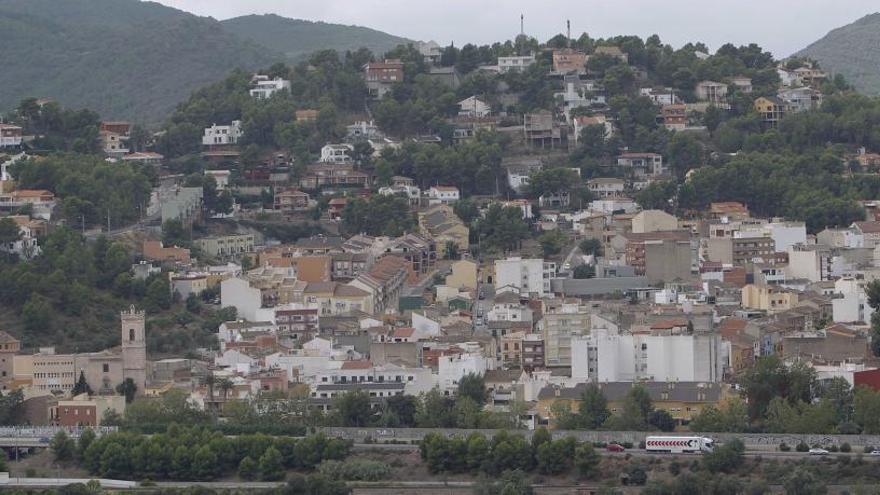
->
[645,436,715,454]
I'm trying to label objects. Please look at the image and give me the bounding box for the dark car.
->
[606,443,626,452]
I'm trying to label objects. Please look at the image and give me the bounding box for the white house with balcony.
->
[249,75,290,99]
[555,80,606,121]
[320,144,354,164]
[616,152,666,177]
[427,186,460,205]
[378,184,421,206]
[346,121,383,140]
[0,124,23,148]
[498,55,536,73]
[202,121,243,147]
[458,96,491,118]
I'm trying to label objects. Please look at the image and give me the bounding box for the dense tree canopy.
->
[12,154,152,228]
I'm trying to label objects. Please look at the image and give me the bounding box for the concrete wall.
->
[551,276,649,296]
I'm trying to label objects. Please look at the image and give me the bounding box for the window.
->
[129,328,135,342]
[102,364,109,373]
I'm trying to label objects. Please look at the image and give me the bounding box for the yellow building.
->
[446,259,478,290]
[418,205,469,259]
[753,96,786,127]
[537,382,728,428]
[500,331,526,367]
[300,281,373,315]
[741,284,799,313]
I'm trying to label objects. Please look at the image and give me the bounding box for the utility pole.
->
[520,14,524,36]
[106,208,110,233]
[567,20,571,48]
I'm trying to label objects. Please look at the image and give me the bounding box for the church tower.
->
[120,305,147,396]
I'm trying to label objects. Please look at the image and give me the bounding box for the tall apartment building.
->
[572,328,722,383]
[540,300,591,367]
[495,257,557,297]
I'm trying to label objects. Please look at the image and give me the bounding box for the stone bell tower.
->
[120,305,147,396]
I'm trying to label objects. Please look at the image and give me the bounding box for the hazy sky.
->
[155,0,876,58]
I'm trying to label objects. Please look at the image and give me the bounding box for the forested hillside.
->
[796,13,880,95]
[220,14,412,62]
[0,0,409,124]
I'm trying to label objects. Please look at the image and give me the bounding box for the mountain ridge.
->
[219,14,414,61]
[0,0,410,123]
[795,12,880,95]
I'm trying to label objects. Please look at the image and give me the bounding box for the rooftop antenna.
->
[567,20,571,48]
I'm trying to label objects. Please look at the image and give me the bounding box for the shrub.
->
[702,439,745,474]
[779,442,791,452]
[622,442,634,449]
[317,459,392,482]
[840,443,851,453]
[795,442,810,452]
[638,441,646,449]
[238,457,258,481]
[864,445,874,454]
[668,460,681,476]
[623,464,647,486]
[829,445,839,452]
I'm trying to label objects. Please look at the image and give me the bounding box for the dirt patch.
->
[6,448,91,479]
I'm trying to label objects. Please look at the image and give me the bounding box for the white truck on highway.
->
[645,436,715,454]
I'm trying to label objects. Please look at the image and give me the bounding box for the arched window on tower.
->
[129,328,135,342]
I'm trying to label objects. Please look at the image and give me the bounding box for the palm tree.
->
[204,372,216,401]
[217,378,234,401]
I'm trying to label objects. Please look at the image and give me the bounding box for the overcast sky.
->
[155,0,876,58]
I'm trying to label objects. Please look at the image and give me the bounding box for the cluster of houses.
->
[88,195,879,429]
[2,44,877,431]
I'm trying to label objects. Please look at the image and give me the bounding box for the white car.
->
[808,448,829,455]
[870,450,880,456]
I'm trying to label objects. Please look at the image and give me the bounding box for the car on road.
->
[606,443,625,452]
[870,450,880,456]
[808,448,829,455]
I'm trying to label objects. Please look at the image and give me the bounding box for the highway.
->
[352,442,880,459]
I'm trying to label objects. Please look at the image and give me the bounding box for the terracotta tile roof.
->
[392,327,415,338]
[341,360,373,370]
[710,202,748,214]
[719,318,748,339]
[650,317,689,330]
[855,221,880,234]
[335,284,369,297]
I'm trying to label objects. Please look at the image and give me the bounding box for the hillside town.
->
[3,11,880,493]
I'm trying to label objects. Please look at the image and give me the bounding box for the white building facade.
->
[571,329,722,383]
[495,257,557,297]
[250,76,291,99]
[203,121,243,146]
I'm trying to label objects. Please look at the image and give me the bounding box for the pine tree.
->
[72,370,92,396]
